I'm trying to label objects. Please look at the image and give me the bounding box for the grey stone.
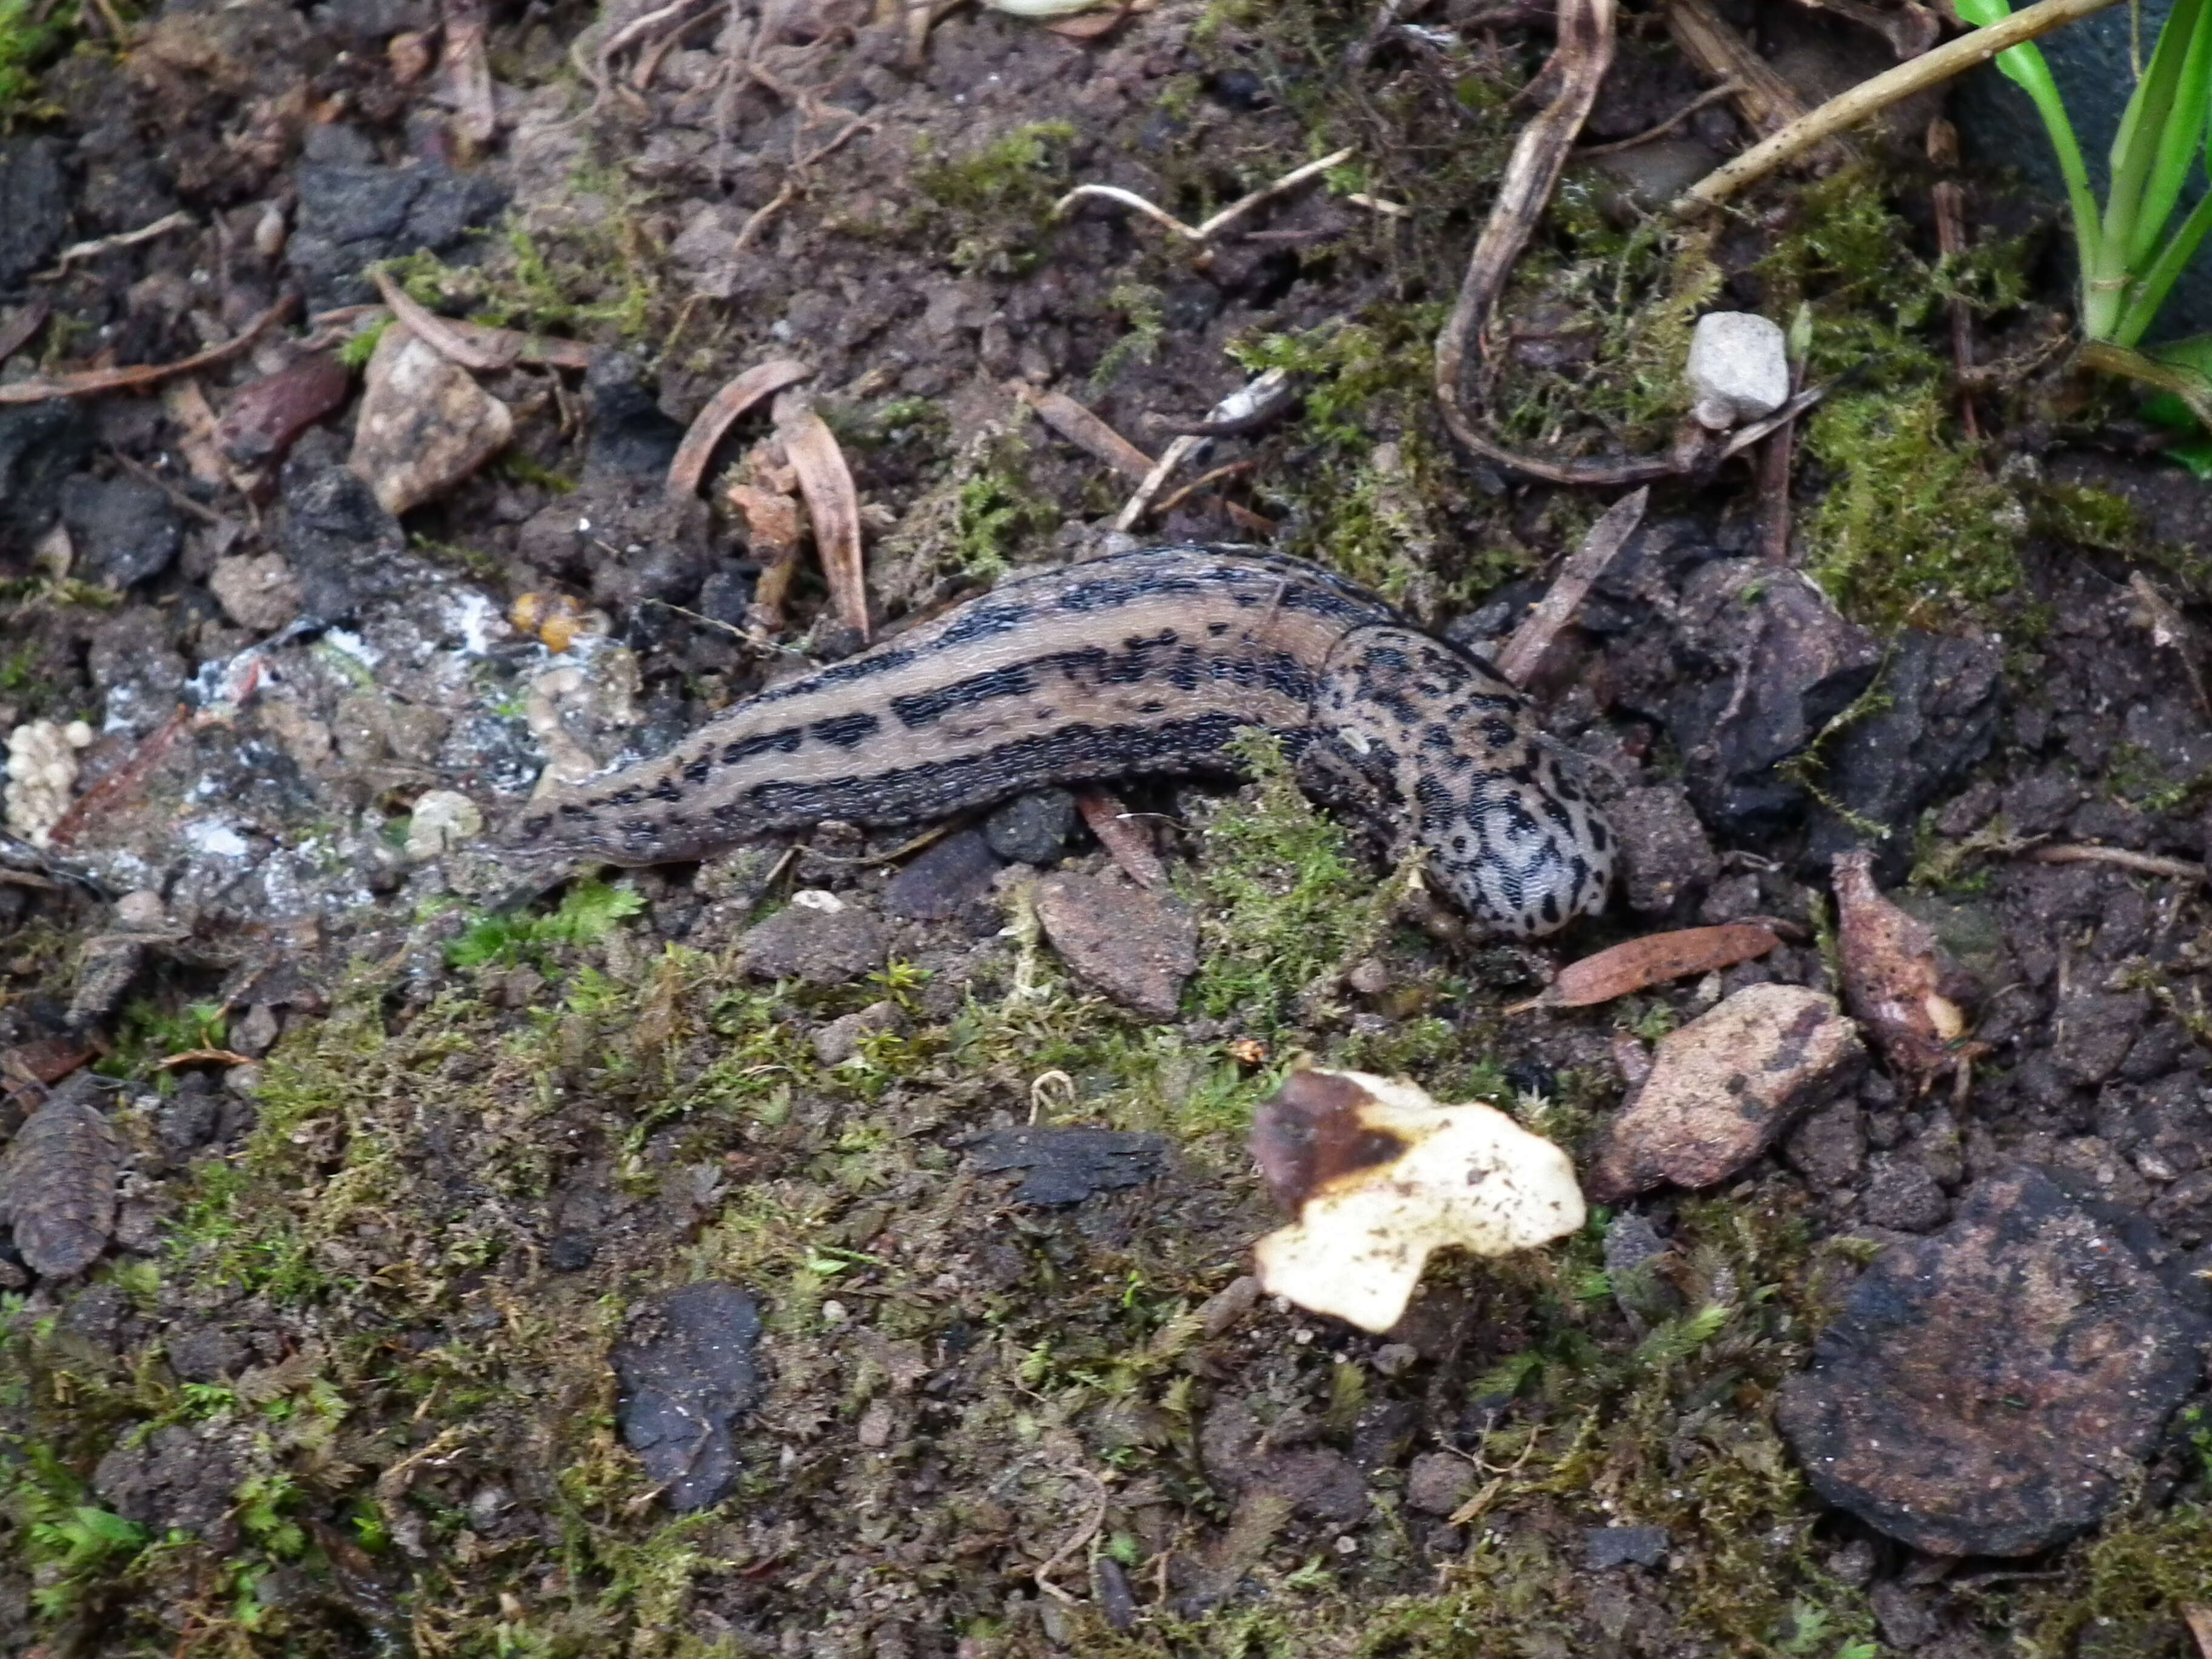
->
[739,897,887,985]
[61,474,183,588]
[1777,1168,2207,1555]
[287,158,509,309]
[1860,1153,1949,1233]
[0,137,68,289]
[967,1125,1167,1206]
[1586,1525,1670,1569]
[0,401,95,548]
[614,1283,763,1512]
[1666,560,1883,840]
[1404,1450,1477,1516]
[883,829,1001,920]
[1686,312,1789,429]
[984,788,1078,865]
[1608,783,1720,915]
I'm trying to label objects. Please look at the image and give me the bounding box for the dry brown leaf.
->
[1011,382,1155,481]
[1074,788,1167,890]
[1832,849,1985,1091]
[2182,1604,2212,1659]
[666,359,813,500]
[774,387,869,642]
[216,351,350,470]
[726,479,805,631]
[1507,923,1778,1013]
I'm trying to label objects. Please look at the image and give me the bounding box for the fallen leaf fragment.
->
[1586,984,1863,1201]
[1507,922,1779,1013]
[1073,788,1167,889]
[216,350,351,471]
[2183,1604,2212,1659]
[666,359,813,501]
[1011,382,1154,481]
[1832,849,1985,1092]
[1248,1068,1585,1333]
[774,387,868,641]
[0,296,292,404]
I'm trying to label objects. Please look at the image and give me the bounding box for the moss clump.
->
[1184,730,1398,1029]
[912,120,1077,275]
[952,436,1058,583]
[1800,387,2025,631]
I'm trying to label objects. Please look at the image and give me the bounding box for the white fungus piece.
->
[1247,1068,1586,1334]
[4,719,93,849]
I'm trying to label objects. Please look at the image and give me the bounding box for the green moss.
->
[1800,387,2025,632]
[1183,731,1395,1030]
[951,437,1057,583]
[913,120,1077,275]
[1091,280,1167,389]
[0,0,71,124]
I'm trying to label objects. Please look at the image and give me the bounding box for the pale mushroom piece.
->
[1247,1068,1587,1335]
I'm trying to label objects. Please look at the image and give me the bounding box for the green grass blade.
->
[2130,0,2212,267]
[1955,0,2108,324]
[2116,184,2212,342]
[2105,0,2206,264]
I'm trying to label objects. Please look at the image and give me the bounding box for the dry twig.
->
[1055,149,1356,246]
[1011,383,1155,480]
[1675,0,2126,211]
[1074,789,1169,890]
[2024,845,2207,880]
[0,297,294,406]
[37,210,196,278]
[1495,486,1647,685]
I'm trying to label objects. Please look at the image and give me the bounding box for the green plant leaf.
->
[2132,0,2212,269]
[1954,0,2105,317]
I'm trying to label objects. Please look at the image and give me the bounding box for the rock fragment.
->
[739,891,887,985]
[984,788,1077,864]
[1033,871,1196,1019]
[967,1125,1168,1205]
[348,326,514,515]
[614,1283,763,1512]
[1587,984,1863,1201]
[61,474,183,588]
[883,829,1000,920]
[1776,1168,2206,1555]
[209,552,304,634]
[1686,311,1789,429]
[1608,784,1720,914]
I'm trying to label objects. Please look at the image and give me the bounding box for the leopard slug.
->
[498,545,1613,937]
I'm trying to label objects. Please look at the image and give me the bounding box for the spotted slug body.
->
[500,545,1613,937]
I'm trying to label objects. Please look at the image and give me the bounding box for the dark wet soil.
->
[5,0,2212,1654]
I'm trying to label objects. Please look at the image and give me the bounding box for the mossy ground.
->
[6,0,2212,1652]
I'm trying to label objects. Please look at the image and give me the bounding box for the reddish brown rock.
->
[1033,870,1196,1019]
[1777,1168,2207,1555]
[1587,983,1863,1201]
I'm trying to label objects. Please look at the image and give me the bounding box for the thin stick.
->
[1675,0,2128,212]
[1053,184,1204,243]
[1438,0,1666,485]
[1147,459,1258,520]
[38,210,196,278]
[1495,486,1647,685]
[0,298,294,406]
[1011,383,1155,480]
[1113,435,1202,531]
[2023,845,2207,880]
[1577,81,1741,155]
